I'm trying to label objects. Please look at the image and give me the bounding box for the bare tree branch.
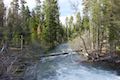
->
[69,0,80,13]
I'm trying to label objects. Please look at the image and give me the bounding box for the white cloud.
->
[60,14,77,25]
[25,0,36,10]
[4,0,12,7]
[59,0,83,24]
[60,16,66,25]
[4,0,36,10]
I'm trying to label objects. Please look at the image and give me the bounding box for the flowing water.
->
[24,43,120,80]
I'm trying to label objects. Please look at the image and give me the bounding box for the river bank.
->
[1,43,120,80]
[0,44,44,80]
[69,36,120,74]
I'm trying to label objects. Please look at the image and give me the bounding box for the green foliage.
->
[0,0,5,41]
[0,0,5,28]
[41,0,64,49]
[75,12,81,32]
[81,0,120,51]
[0,0,67,50]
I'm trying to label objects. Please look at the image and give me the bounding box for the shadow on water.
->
[80,60,120,75]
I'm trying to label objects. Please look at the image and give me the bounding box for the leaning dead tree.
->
[69,0,90,55]
[69,0,80,13]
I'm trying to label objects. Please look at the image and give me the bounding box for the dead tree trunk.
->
[80,36,89,54]
[0,40,9,54]
[20,35,23,50]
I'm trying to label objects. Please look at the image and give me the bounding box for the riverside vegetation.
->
[0,0,120,79]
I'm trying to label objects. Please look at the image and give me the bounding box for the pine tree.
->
[65,17,69,40]
[42,0,62,49]
[20,0,31,44]
[34,0,43,41]
[69,16,74,38]
[6,8,14,41]
[6,0,21,46]
[109,0,120,52]
[75,12,81,32]
[29,10,38,43]
[0,0,5,42]
[0,0,5,28]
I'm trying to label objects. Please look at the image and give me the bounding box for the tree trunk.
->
[20,35,23,50]
[80,36,89,54]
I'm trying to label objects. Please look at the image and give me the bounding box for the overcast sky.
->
[3,0,83,24]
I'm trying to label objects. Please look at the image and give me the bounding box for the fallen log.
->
[40,52,69,58]
[39,50,82,58]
